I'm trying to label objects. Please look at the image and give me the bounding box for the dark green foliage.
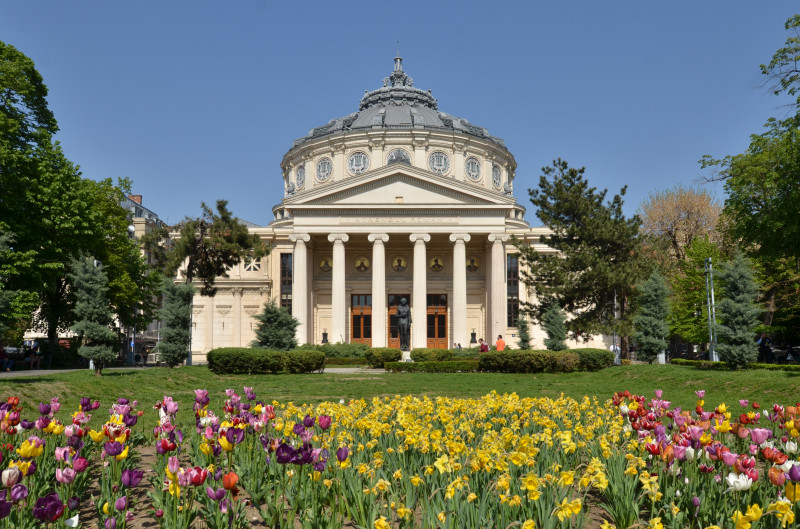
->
[409,348,453,362]
[252,301,299,351]
[284,350,325,374]
[541,303,567,351]
[324,357,368,366]
[452,349,482,359]
[672,358,800,372]
[207,348,286,375]
[384,360,479,373]
[297,342,369,358]
[70,258,117,375]
[633,271,670,363]
[516,316,532,350]
[156,278,194,368]
[518,159,645,356]
[364,348,402,368]
[478,350,581,374]
[715,254,761,369]
[571,348,615,372]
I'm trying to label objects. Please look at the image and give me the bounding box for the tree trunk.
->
[762,286,776,327]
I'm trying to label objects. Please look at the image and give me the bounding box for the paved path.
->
[0,365,383,378]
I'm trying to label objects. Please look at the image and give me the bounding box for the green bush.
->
[285,349,325,374]
[207,348,286,375]
[452,349,481,359]
[670,358,800,372]
[364,348,402,368]
[478,350,580,374]
[410,348,453,362]
[324,357,367,366]
[570,348,615,372]
[384,360,479,373]
[297,342,369,358]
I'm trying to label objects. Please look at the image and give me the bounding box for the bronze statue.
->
[396,297,411,350]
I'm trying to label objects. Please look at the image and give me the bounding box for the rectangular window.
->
[280,253,292,313]
[507,254,519,327]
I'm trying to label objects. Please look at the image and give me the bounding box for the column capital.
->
[449,233,471,244]
[368,233,390,243]
[409,233,430,244]
[327,233,350,243]
[488,233,510,243]
[289,233,311,243]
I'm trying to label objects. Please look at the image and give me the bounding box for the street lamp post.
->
[704,258,718,362]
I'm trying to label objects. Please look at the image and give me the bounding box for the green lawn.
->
[3,364,798,429]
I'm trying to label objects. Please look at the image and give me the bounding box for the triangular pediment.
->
[283,164,514,208]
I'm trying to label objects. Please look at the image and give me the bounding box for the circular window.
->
[296,166,305,189]
[317,157,333,181]
[492,165,502,189]
[428,151,450,174]
[387,148,411,165]
[347,151,369,175]
[465,157,481,181]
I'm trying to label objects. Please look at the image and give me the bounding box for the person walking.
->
[479,338,489,353]
[495,335,506,351]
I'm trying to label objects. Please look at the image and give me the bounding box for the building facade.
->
[188,58,608,361]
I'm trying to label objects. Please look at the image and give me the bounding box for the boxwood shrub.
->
[207,348,286,375]
[324,357,367,366]
[384,360,479,373]
[285,349,325,374]
[410,348,453,362]
[570,348,614,372]
[478,350,580,373]
[296,342,368,358]
[364,348,402,368]
[671,358,800,372]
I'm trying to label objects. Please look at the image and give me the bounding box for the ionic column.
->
[368,233,389,347]
[290,234,311,344]
[327,233,349,343]
[488,233,509,343]
[449,234,471,347]
[409,233,430,349]
[233,287,243,347]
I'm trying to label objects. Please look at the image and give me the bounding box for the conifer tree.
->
[156,278,194,368]
[516,316,532,350]
[633,271,670,363]
[252,301,299,351]
[715,254,761,369]
[541,302,568,351]
[70,258,117,375]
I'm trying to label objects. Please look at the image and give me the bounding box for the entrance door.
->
[351,294,372,346]
[387,294,410,350]
[427,294,448,349]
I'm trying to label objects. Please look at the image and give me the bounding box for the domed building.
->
[188,57,604,360]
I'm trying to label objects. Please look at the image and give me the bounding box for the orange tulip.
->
[769,466,787,487]
[222,472,239,490]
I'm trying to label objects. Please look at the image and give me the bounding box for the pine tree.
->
[156,278,194,368]
[252,301,299,351]
[633,271,670,363]
[70,258,118,375]
[516,316,532,350]
[541,302,568,351]
[715,254,761,369]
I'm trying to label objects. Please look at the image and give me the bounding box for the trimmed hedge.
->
[570,348,615,372]
[452,349,482,359]
[324,357,367,366]
[671,358,800,372]
[207,348,286,375]
[364,348,402,368]
[207,347,324,374]
[478,350,580,373]
[384,360,479,373]
[410,348,453,362]
[296,342,368,358]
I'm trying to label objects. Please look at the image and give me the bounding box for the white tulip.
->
[725,472,753,492]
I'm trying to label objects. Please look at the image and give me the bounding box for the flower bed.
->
[1,387,800,527]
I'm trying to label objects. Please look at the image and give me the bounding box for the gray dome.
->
[291,57,506,149]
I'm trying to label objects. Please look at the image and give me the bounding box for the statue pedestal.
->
[401,349,412,362]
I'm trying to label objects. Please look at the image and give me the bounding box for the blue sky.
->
[3,2,797,226]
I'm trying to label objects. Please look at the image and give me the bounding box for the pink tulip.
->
[722,451,738,466]
[673,445,687,460]
[695,390,706,398]
[162,397,178,416]
[167,456,180,475]
[688,426,704,441]
[737,427,751,439]
[50,398,61,414]
[56,468,76,485]
[655,389,663,399]
[225,389,235,397]
[751,428,771,445]
[54,447,70,462]
[72,457,89,473]
[739,399,749,407]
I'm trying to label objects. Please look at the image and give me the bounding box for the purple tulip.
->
[318,415,332,430]
[750,428,771,445]
[10,484,28,502]
[123,414,137,427]
[19,420,34,430]
[313,460,327,472]
[38,403,51,416]
[303,415,315,428]
[276,443,296,464]
[32,492,64,522]
[117,398,129,405]
[121,469,143,488]
[244,387,256,400]
[104,442,124,457]
[115,496,127,511]
[67,496,80,511]
[80,397,91,410]
[212,443,222,458]
[206,487,226,501]
[225,428,245,445]
[293,423,305,436]
[26,461,36,477]
[105,517,117,529]
[787,464,800,482]
[336,446,349,462]
[0,500,10,520]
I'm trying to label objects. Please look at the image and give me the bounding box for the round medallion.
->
[466,256,480,272]
[429,256,444,272]
[347,151,369,175]
[317,157,333,181]
[465,157,481,181]
[354,256,370,272]
[387,148,411,165]
[296,166,305,189]
[492,165,502,189]
[428,151,450,174]
[319,257,332,272]
[391,256,407,272]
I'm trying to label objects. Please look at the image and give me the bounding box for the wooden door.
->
[426,294,448,349]
[387,294,409,350]
[351,294,372,346]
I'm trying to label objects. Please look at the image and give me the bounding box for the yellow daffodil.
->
[521,520,535,529]
[647,518,663,529]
